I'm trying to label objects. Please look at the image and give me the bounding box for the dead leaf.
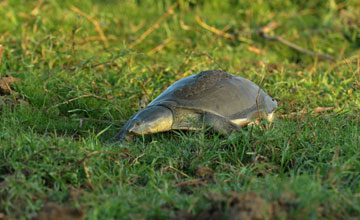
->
[280,106,336,119]
[138,94,148,109]
[0,76,20,95]
[313,106,335,113]
[37,202,84,220]
[195,165,214,179]
[247,46,265,55]
[259,22,281,34]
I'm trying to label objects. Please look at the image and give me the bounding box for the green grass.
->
[1,0,360,219]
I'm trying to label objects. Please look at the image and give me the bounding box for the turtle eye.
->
[135,121,141,126]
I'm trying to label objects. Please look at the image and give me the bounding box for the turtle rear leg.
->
[203,113,241,135]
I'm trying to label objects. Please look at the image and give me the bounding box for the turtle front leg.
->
[203,113,241,135]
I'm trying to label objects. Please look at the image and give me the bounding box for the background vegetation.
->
[0,0,359,219]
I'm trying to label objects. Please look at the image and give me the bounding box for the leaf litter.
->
[0,76,20,95]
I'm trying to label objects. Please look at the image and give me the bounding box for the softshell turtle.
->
[113,70,277,141]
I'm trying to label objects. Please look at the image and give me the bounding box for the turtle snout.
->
[129,120,145,134]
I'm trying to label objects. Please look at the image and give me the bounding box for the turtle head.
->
[127,105,173,136]
[128,105,174,135]
[112,106,174,142]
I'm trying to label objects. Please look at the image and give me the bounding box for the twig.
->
[108,156,122,166]
[194,52,224,70]
[175,179,203,188]
[279,106,336,119]
[255,70,266,117]
[30,0,44,15]
[358,59,360,78]
[60,150,124,175]
[178,61,206,79]
[130,153,145,166]
[75,117,124,124]
[179,20,195,30]
[0,76,20,94]
[175,50,193,76]
[71,6,109,47]
[249,124,254,143]
[313,106,335,113]
[194,18,334,61]
[260,21,281,34]
[22,147,64,163]
[129,20,145,33]
[325,55,359,75]
[247,46,265,55]
[129,1,179,49]
[257,27,335,60]
[345,59,360,87]
[169,166,190,178]
[71,26,79,57]
[208,24,232,47]
[195,16,235,39]
[147,38,172,55]
[47,94,107,112]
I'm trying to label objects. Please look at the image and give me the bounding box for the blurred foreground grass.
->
[0,0,360,219]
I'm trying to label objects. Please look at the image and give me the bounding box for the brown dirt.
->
[226,192,288,220]
[67,186,85,202]
[172,192,296,220]
[35,202,84,220]
[0,212,9,220]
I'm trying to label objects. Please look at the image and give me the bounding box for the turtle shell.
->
[148,70,277,123]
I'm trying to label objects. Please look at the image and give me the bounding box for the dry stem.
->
[169,166,191,178]
[129,1,179,49]
[195,16,235,39]
[147,38,172,55]
[83,160,96,191]
[345,59,360,87]
[130,153,145,166]
[257,23,335,61]
[279,106,336,119]
[71,6,109,47]
[47,94,107,112]
[0,44,4,64]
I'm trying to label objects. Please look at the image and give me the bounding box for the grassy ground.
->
[1,0,360,219]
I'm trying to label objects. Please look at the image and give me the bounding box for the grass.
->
[0,0,360,219]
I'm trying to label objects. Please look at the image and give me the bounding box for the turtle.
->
[113,70,277,141]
